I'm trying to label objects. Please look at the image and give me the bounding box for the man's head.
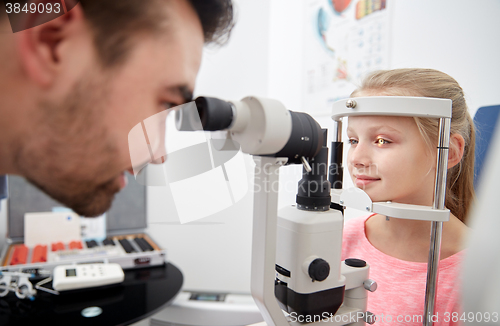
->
[77,0,234,68]
[0,0,233,216]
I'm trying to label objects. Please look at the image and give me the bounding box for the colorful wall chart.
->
[303,0,391,114]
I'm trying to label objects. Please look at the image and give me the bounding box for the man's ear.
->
[448,133,465,169]
[16,4,86,87]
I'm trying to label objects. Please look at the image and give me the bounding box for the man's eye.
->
[348,139,358,145]
[376,138,391,145]
[163,103,176,110]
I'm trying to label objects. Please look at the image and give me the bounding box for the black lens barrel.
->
[272,112,324,164]
[296,129,331,211]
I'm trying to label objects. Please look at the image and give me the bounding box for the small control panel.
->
[52,263,124,291]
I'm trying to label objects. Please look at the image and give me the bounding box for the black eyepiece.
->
[195,97,234,131]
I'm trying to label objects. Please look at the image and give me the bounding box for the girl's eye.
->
[376,138,391,145]
[348,139,358,145]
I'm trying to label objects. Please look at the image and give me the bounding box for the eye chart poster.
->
[303,0,392,115]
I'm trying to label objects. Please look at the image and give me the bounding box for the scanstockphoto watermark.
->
[369,312,500,323]
[3,0,81,33]
[252,162,380,195]
[288,311,367,324]
[252,161,380,182]
[252,162,346,177]
[252,176,333,196]
[252,164,337,196]
[289,312,500,324]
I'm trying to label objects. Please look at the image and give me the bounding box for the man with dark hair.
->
[0,0,233,217]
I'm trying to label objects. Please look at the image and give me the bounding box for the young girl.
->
[341,68,475,325]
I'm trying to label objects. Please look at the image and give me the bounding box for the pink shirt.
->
[342,215,464,325]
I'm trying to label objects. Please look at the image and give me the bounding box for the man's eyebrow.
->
[167,85,194,104]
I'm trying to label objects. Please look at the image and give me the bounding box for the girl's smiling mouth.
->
[354,174,381,186]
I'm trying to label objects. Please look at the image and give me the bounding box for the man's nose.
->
[142,110,169,165]
[128,110,170,177]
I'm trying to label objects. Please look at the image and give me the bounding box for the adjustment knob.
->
[363,279,378,292]
[345,258,366,267]
[308,258,330,281]
[364,311,376,325]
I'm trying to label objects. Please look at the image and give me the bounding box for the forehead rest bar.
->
[331,96,452,121]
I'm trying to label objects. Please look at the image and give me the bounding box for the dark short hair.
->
[78,0,234,67]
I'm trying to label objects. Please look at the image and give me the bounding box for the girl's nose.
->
[348,141,371,168]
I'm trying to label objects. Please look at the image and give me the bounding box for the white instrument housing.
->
[276,206,345,293]
[227,96,292,155]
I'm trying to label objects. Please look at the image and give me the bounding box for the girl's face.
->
[346,115,437,206]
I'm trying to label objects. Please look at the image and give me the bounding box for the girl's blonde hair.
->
[351,68,475,223]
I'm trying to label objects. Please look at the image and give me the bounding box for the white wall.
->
[146,0,500,295]
[389,0,500,116]
[267,0,304,112]
[0,199,6,251]
[194,1,271,100]
[146,0,273,294]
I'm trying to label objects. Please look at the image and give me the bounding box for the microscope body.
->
[275,206,345,317]
[176,95,375,325]
[275,205,374,326]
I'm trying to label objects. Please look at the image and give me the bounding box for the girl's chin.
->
[355,188,388,203]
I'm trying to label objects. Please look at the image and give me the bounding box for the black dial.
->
[308,258,330,281]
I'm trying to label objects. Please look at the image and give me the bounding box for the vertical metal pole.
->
[423,118,451,326]
[250,156,290,326]
[330,120,345,209]
[333,119,342,142]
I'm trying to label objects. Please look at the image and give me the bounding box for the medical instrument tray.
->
[0,175,165,273]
